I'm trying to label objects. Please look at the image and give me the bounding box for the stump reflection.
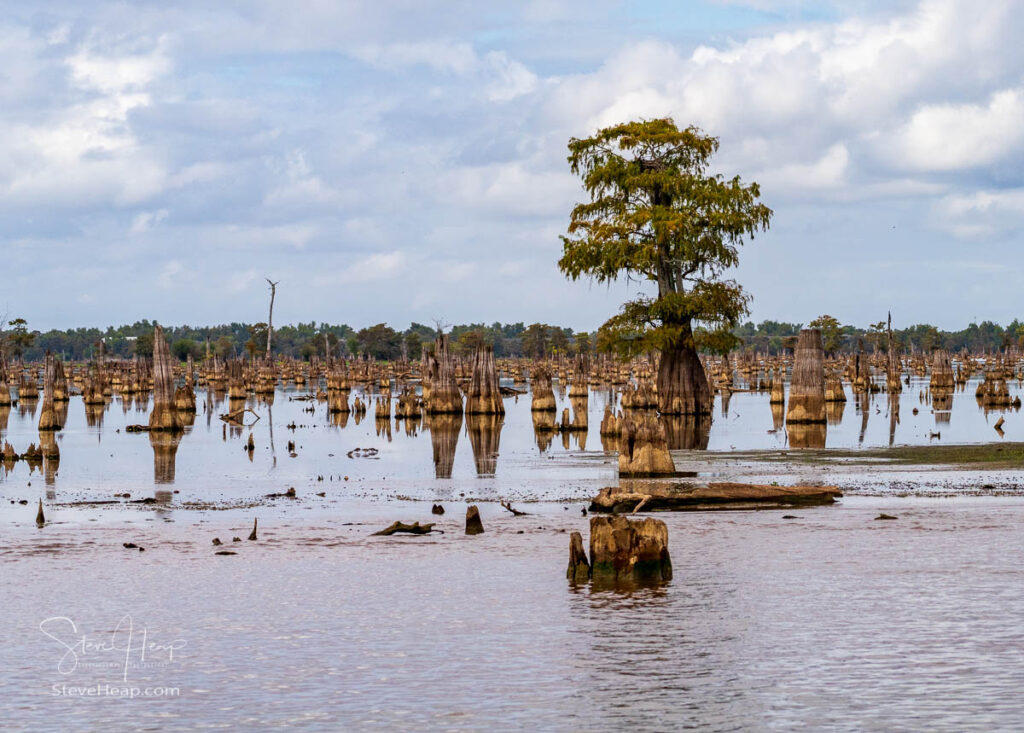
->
[150,431,181,484]
[467,413,502,476]
[427,412,461,479]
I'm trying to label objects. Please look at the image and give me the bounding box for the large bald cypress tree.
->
[560,118,771,414]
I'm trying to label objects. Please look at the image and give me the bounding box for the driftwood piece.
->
[220,407,261,426]
[500,500,528,516]
[372,521,437,536]
[591,482,843,513]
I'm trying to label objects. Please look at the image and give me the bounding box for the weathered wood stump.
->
[530,366,557,412]
[465,505,484,535]
[425,335,463,414]
[149,325,183,432]
[38,353,61,431]
[618,413,675,477]
[589,515,671,584]
[466,345,504,415]
[566,531,590,583]
[786,329,826,424]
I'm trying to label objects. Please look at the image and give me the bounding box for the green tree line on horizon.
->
[2,316,1024,363]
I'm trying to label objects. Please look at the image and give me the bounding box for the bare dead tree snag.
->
[265,279,279,360]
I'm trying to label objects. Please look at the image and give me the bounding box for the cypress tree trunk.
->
[657,322,711,415]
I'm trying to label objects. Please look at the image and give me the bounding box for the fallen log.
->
[500,500,527,516]
[590,482,842,513]
[372,521,438,536]
[219,408,260,426]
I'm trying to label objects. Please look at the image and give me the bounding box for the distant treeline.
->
[2,317,1023,362]
[0,320,586,362]
[732,318,1024,355]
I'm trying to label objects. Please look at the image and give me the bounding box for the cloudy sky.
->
[2,0,1022,332]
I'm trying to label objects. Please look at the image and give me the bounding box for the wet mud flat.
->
[675,442,1024,496]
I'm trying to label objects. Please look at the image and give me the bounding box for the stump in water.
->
[175,355,197,412]
[786,329,826,424]
[569,396,588,430]
[465,505,484,535]
[769,368,786,405]
[38,353,61,431]
[530,366,557,412]
[567,531,590,583]
[599,406,621,437]
[149,325,183,432]
[36,498,45,528]
[930,349,955,392]
[0,355,11,407]
[227,359,247,400]
[425,335,463,415]
[589,515,671,584]
[824,371,846,402]
[618,413,675,477]
[568,354,588,398]
[466,345,504,415]
[328,389,349,414]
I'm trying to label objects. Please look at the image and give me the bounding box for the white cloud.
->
[936,188,1024,238]
[226,269,261,295]
[66,39,171,94]
[889,88,1024,171]
[130,208,169,234]
[351,41,479,74]
[352,40,538,101]
[311,251,406,287]
[156,259,187,289]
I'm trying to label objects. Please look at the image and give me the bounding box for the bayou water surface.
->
[3,378,1024,730]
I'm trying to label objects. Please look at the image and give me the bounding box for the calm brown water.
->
[5,499,1024,730]
[3,380,1024,730]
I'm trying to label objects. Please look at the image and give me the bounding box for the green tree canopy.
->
[134,332,154,357]
[7,318,36,359]
[809,315,843,355]
[560,118,771,413]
